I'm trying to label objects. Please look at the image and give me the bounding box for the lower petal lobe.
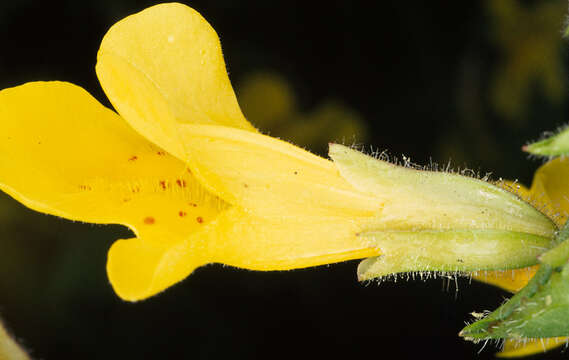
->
[0,82,224,244]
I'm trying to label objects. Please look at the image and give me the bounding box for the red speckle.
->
[157,151,166,156]
[129,156,138,161]
[189,203,198,207]
[123,198,131,203]
[187,168,192,174]
[144,217,155,225]
[132,187,141,193]
[79,185,92,191]
[196,216,204,224]
[159,180,167,190]
[176,179,187,187]
[179,211,187,217]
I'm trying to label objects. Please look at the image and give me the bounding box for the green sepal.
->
[524,126,569,157]
[358,230,553,281]
[460,223,569,340]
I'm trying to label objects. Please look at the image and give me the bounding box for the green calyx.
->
[357,230,553,281]
[329,144,557,281]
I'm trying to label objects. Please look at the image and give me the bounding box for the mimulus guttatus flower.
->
[0,3,557,302]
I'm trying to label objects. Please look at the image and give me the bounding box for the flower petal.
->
[471,266,538,293]
[204,207,380,270]
[0,82,225,244]
[530,157,569,224]
[108,206,381,301]
[178,124,380,217]
[107,237,208,301]
[497,337,566,358]
[96,3,256,161]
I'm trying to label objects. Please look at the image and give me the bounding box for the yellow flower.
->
[0,3,556,302]
[237,71,367,154]
[0,318,29,360]
[487,0,567,121]
[474,157,569,357]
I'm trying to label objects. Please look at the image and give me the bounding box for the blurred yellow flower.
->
[0,3,557,303]
[474,158,569,357]
[488,0,566,121]
[0,319,29,360]
[237,71,367,153]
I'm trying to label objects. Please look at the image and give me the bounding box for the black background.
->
[0,1,568,359]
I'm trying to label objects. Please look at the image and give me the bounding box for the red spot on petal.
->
[123,198,131,203]
[187,168,192,174]
[196,216,204,224]
[189,203,198,207]
[179,211,187,217]
[132,186,141,193]
[159,180,167,190]
[176,179,187,187]
[157,151,166,156]
[129,156,138,161]
[144,217,155,225]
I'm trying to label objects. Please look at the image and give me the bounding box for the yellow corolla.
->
[0,3,557,302]
[474,157,569,357]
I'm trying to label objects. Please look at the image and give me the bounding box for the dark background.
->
[0,0,568,359]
